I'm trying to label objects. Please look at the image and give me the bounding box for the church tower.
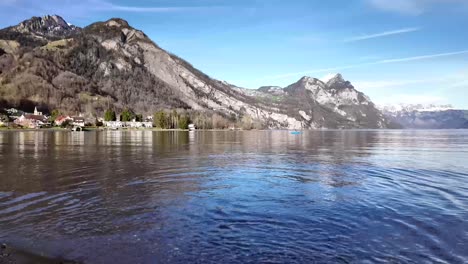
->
[34,107,42,116]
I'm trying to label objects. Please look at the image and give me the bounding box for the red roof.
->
[55,115,71,122]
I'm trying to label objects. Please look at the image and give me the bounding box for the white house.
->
[71,116,85,127]
[14,114,47,128]
[103,121,152,129]
[103,121,123,129]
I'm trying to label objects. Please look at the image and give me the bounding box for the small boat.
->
[290,131,302,135]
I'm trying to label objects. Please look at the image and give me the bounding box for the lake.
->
[0,130,467,263]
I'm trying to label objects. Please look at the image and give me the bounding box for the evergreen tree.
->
[49,109,60,122]
[135,114,143,122]
[120,109,133,122]
[172,110,179,129]
[153,111,168,128]
[104,109,116,121]
[179,115,190,129]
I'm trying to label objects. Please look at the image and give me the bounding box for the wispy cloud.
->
[256,49,468,81]
[95,1,216,13]
[367,0,427,15]
[0,0,216,20]
[378,50,468,63]
[374,94,448,105]
[358,55,382,61]
[367,0,467,15]
[354,74,464,89]
[354,79,439,89]
[358,69,468,107]
[344,27,420,42]
[255,63,374,81]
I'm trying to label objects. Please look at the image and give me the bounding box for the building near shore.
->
[104,121,153,129]
[33,107,42,116]
[55,115,73,126]
[55,115,87,127]
[5,108,23,120]
[71,116,85,127]
[14,114,48,128]
[0,113,9,127]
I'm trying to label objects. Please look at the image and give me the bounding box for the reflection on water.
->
[0,130,467,263]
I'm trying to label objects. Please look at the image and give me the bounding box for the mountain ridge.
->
[0,15,392,129]
[0,15,81,47]
[380,104,468,129]
[379,103,457,113]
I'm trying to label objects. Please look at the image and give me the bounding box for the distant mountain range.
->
[0,15,429,129]
[379,104,468,129]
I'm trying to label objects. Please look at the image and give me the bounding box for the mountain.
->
[380,104,468,129]
[380,103,454,114]
[0,15,391,129]
[0,15,80,47]
[275,74,389,128]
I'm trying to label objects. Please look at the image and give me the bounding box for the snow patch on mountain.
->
[321,73,339,83]
[379,104,455,114]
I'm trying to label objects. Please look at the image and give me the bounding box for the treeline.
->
[163,110,266,130]
[104,108,266,130]
[187,111,265,130]
[153,110,189,129]
[104,109,142,122]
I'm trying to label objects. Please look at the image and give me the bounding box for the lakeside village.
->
[0,107,197,131]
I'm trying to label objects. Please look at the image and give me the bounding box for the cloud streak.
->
[367,0,467,15]
[374,94,448,105]
[0,0,216,17]
[344,27,420,42]
[257,49,468,81]
[354,75,461,89]
[367,0,427,15]
[378,50,468,63]
[96,1,216,13]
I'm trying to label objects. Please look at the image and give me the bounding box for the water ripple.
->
[0,130,467,263]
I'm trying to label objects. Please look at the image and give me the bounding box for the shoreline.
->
[1,127,466,132]
[0,243,77,264]
[0,127,192,132]
[0,127,260,132]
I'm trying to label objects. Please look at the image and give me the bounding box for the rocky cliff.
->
[0,15,391,129]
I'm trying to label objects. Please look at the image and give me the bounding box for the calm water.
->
[0,130,467,263]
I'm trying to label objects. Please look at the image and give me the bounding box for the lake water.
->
[0,130,467,263]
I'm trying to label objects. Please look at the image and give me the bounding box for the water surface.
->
[0,130,467,263]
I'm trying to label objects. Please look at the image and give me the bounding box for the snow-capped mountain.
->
[379,104,468,129]
[0,15,80,47]
[321,73,339,83]
[379,104,454,114]
[15,15,80,36]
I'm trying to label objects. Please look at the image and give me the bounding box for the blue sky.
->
[1,0,468,108]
